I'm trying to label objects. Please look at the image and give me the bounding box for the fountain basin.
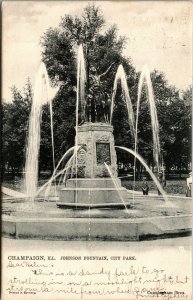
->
[2,214,191,241]
[2,195,191,241]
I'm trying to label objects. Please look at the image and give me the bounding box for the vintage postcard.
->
[1,1,192,299]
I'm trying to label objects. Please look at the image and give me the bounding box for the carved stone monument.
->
[57,123,129,207]
[74,123,117,178]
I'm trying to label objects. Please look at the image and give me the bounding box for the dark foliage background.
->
[1,4,192,180]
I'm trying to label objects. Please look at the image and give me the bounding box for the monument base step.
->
[65,178,122,188]
[58,187,128,204]
[56,202,131,209]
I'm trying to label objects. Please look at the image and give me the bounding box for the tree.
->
[40,3,136,165]
[183,85,192,106]
[134,70,192,176]
[1,81,32,179]
[2,3,191,179]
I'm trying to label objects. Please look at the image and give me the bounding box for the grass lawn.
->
[121,179,187,195]
[2,177,188,196]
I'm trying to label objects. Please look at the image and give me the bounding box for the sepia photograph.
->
[1,1,192,299]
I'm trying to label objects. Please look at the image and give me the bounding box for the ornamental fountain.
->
[1,45,191,241]
[56,46,165,209]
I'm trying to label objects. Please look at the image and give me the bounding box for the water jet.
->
[2,46,191,241]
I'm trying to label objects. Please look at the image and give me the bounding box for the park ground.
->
[121,178,188,195]
[2,177,189,197]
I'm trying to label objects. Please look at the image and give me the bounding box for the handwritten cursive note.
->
[3,254,191,299]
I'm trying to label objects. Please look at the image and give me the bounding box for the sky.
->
[2,1,192,102]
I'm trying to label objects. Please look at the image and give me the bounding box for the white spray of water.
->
[25,63,50,202]
[36,164,72,199]
[24,63,57,203]
[75,45,86,146]
[62,154,75,184]
[132,66,160,204]
[75,45,86,206]
[76,44,87,121]
[110,64,135,140]
[116,146,168,202]
[104,163,130,213]
[43,146,79,199]
[50,98,55,174]
[135,65,160,171]
[36,146,79,198]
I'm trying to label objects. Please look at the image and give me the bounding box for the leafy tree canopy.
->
[2,3,192,179]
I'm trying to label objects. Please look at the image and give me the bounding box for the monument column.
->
[58,122,128,206]
[76,123,118,178]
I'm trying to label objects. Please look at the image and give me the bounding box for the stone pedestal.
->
[58,178,128,206]
[57,123,128,207]
[73,123,118,178]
